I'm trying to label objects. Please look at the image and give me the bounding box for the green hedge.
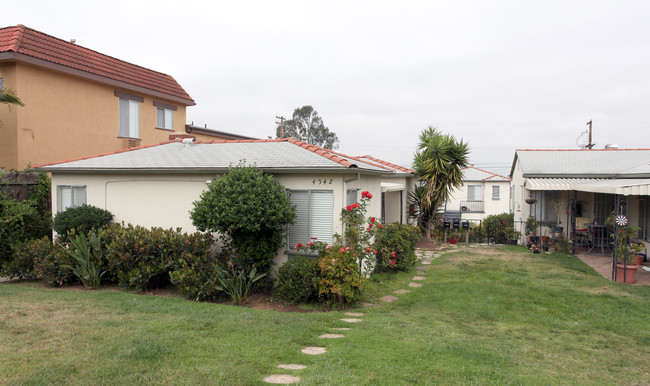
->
[52,204,113,235]
[272,256,321,304]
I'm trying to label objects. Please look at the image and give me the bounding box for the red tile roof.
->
[0,25,194,105]
[356,155,414,174]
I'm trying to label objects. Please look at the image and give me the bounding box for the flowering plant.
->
[339,191,380,274]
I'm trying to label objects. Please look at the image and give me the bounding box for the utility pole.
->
[275,116,285,139]
[586,120,594,149]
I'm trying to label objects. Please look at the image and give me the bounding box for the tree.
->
[276,105,339,149]
[412,126,469,241]
[190,164,296,274]
[0,88,24,106]
[0,87,25,128]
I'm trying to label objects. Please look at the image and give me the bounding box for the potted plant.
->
[526,216,539,248]
[610,224,644,284]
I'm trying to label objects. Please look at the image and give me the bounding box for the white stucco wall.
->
[446,180,512,221]
[50,170,383,267]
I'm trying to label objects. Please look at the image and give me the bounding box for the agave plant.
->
[214,266,266,305]
[63,232,106,289]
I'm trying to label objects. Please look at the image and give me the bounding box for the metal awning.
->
[526,178,650,196]
[381,182,406,192]
[525,178,606,191]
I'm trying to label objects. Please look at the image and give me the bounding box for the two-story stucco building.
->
[443,166,511,223]
[0,24,248,171]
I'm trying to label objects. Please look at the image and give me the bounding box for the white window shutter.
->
[288,191,309,247]
[310,191,333,244]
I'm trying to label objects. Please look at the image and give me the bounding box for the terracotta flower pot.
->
[632,255,644,266]
[615,264,639,284]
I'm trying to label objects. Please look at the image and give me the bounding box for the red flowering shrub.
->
[375,223,420,271]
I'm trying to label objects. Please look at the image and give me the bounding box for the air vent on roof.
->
[605,144,619,149]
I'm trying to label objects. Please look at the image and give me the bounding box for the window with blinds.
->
[288,190,334,248]
[57,185,86,212]
[119,98,140,138]
[156,107,173,130]
[467,185,483,201]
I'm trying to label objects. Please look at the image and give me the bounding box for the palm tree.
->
[0,88,24,128]
[413,126,469,241]
[0,88,25,106]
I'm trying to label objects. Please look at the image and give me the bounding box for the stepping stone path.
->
[301,346,326,355]
[277,364,306,370]
[264,247,442,383]
[319,333,345,339]
[263,375,301,384]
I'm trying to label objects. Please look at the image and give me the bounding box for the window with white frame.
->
[116,91,143,138]
[154,101,177,131]
[346,189,357,206]
[156,107,173,130]
[467,185,483,201]
[57,185,86,212]
[492,185,500,199]
[288,190,334,248]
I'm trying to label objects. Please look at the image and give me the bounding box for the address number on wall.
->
[312,178,333,185]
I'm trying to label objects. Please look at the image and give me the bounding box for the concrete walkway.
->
[575,249,650,285]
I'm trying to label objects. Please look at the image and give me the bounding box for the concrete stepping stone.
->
[277,364,307,370]
[301,346,326,355]
[408,283,422,288]
[412,276,426,281]
[263,374,301,384]
[416,270,426,275]
[319,333,344,339]
[394,289,411,294]
[421,261,432,265]
[380,295,398,302]
[344,312,365,317]
[360,302,375,308]
[416,266,430,270]
[340,318,363,323]
[330,327,351,331]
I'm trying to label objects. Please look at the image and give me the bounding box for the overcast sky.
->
[6,0,650,175]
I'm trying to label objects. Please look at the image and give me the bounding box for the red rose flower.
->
[366,227,371,231]
[346,205,352,211]
[390,260,395,266]
[391,251,396,258]
[295,243,302,250]
[352,203,360,208]
[371,217,375,223]
[361,191,373,199]
[340,247,346,253]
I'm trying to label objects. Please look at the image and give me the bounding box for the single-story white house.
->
[510,148,650,246]
[36,138,416,266]
[443,166,511,223]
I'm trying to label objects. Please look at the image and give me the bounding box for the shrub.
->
[32,237,77,286]
[375,223,421,271]
[102,224,213,291]
[64,232,106,289]
[52,204,113,235]
[0,172,52,268]
[3,239,41,279]
[214,266,266,305]
[317,245,366,304]
[190,164,295,275]
[170,250,228,301]
[273,256,321,305]
[480,213,518,244]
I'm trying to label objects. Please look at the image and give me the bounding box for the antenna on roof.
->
[576,120,595,149]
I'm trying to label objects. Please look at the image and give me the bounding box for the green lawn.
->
[1,246,649,385]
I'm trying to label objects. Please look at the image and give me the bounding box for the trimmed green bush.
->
[273,256,321,305]
[32,237,77,286]
[102,224,213,291]
[375,223,421,272]
[170,250,229,301]
[190,165,295,275]
[52,204,113,235]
